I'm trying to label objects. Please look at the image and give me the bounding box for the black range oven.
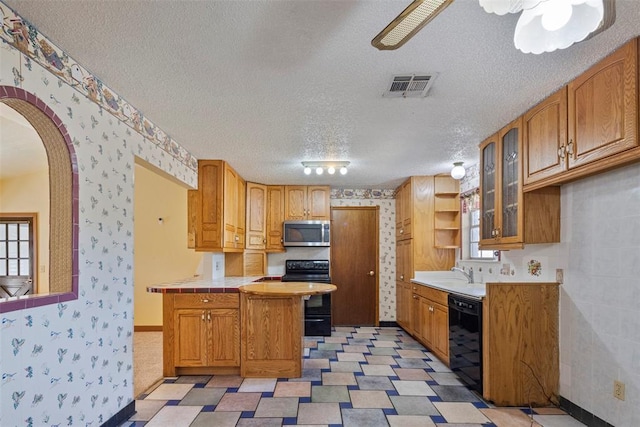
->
[281,259,332,336]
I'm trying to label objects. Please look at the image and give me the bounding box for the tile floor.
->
[120,326,585,426]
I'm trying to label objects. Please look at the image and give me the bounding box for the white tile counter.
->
[411,271,486,299]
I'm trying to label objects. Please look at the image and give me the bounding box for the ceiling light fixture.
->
[302,161,350,176]
[480,0,615,54]
[450,162,466,180]
[371,0,455,50]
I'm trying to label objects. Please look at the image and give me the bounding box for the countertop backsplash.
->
[455,242,567,284]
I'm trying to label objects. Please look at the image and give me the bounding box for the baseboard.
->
[100,401,135,427]
[379,321,399,327]
[134,325,163,332]
[559,396,614,427]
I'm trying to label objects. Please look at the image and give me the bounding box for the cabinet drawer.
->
[411,285,448,305]
[173,293,239,309]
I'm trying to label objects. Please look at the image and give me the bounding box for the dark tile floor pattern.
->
[120,326,584,427]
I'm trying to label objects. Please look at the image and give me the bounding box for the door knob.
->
[368,271,375,276]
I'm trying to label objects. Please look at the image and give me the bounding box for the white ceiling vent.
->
[383,73,437,98]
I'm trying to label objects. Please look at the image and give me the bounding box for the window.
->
[0,216,36,297]
[469,209,497,260]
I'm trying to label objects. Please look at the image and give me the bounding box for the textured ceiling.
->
[3,0,640,189]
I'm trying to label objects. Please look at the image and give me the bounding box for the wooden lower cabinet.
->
[407,285,449,364]
[163,293,240,376]
[483,282,559,406]
[395,281,412,331]
[241,293,303,378]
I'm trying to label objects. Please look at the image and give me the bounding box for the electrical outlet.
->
[215,261,221,271]
[614,380,625,401]
[556,269,564,284]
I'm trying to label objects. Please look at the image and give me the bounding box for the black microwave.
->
[283,220,330,247]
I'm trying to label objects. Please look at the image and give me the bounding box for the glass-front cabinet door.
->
[499,119,523,242]
[479,134,497,243]
[479,117,524,249]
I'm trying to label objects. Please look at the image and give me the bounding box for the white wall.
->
[458,162,640,426]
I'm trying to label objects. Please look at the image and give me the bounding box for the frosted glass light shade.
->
[451,162,466,179]
[479,0,543,15]
[514,0,604,54]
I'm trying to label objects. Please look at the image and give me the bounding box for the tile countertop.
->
[147,275,282,293]
[411,271,486,299]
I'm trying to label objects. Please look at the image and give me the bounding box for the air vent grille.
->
[384,73,436,98]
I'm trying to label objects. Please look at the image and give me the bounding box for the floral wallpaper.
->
[331,189,396,321]
[0,2,197,425]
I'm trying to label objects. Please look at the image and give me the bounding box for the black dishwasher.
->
[448,294,483,394]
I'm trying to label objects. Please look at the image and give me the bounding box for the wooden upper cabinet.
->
[395,179,412,240]
[266,186,285,252]
[193,160,224,251]
[523,38,640,191]
[480,120,525,248]
[480,120,560,250]
[284,185,330,220]
[187,189,198,249]
[307,186,331,220]
[246,182,266,250]
[223,163,245,251]
[237,178,246,247]
[523,87,568,186]
[568,38,638,169]
[189,160,245,252]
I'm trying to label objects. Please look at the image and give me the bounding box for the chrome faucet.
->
[451,267,474,284]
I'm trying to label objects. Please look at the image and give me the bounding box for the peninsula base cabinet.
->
[241,293,303,378]
[162,293,240,377]
[483,282,559,407]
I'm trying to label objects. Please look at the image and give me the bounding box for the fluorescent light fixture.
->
[371,0,455,50]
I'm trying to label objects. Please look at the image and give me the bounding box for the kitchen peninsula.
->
[148,277,336,378]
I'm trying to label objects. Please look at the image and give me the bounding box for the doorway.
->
[330,206,378,326]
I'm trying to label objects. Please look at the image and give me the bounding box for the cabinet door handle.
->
[201,311,205,321]
[400,274,404,280]
[207,311,211,322]
[557,145,565,158]
[567,139,574,155]
[399,229,404,234]
[368,271,375,277]
[201,299,209,303]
